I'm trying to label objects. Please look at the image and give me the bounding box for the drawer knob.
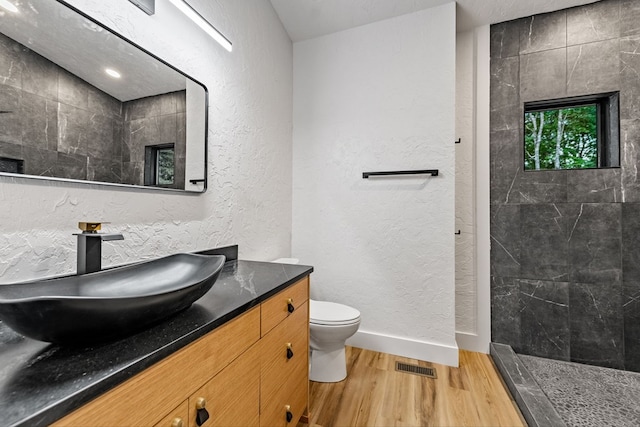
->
[171,418,184,427]
[195,397,210,426]
[287,298,295,313]
[286,342,294,359]
[285,405,293,423]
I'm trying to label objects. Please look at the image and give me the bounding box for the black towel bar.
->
[362,169,439,178]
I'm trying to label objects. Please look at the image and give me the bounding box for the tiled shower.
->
[490,0,640,372]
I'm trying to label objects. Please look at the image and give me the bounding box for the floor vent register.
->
[395,361,437,378]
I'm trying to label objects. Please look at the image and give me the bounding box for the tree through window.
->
[523,93,620,171]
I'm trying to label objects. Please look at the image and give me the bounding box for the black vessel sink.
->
[0,253,225,345]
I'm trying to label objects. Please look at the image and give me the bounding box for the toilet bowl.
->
[271,258,361,383]
[309,300,361,383]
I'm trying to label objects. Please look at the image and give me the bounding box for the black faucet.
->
[74,222,124,274]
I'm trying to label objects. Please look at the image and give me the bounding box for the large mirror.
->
[0,0,207,192]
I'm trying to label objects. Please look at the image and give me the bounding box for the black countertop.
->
[0,258,313,427]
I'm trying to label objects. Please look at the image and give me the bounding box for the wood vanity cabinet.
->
[153,400,188,427]
[52,276,309,427]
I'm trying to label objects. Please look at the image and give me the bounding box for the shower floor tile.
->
[519,354,640,427]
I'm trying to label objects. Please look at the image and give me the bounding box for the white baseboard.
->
[455,331,490,354]
[346,330,459,367]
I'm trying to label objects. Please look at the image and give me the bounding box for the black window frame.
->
[0,156,25,174]
[144,143,175,187]
[523,92,620,171]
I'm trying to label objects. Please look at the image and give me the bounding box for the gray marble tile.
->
[491,56,520,109]
[520,204,570,281]
[87,157,122,184]
[620,36,640,121]
[621,119,640,201]
[0,33,25,91]
[127,115,178,161]
[519,279,570,360]
[88,86,122,119]
[85,115,115,161]
[491,20,522,59]
[175,90,187,113]
[21,49,58,100]
[623,279,640,372]
[20,91,58,152]
[21,146,57,177]
[622,203,640,281]
[0,141,23,161]
[567,0,620,46]
[174,156,186,190]
[55,152,87,180]
[518,170,567,203]
[520,12,567,54]
[490,129,522,204]
[121,161,143,186]
[491,277,521,349]
[567,39,620,96]
[57,69,89,110]
[520,353,640,426]
[520,48,567,102]
[122,121,133,163]
[491,205,521,277]
[567,203,622,285]
[566,168,621,202]
[113,121,123,160]
[57,102,90,156]
[490,343,567,427]
[158,92,178,116]
[620,0,640,36]
[490,103,522,132]
[176,112,187,160]
[0,84,22,145]
[569,282,624,369]
[124,95,163,121]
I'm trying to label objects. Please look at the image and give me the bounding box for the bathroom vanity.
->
[0,247,313,427]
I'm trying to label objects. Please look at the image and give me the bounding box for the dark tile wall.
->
[122,91,187,189]
[490,0,640,372]
[0,32,186,188]
[0,32,123,183]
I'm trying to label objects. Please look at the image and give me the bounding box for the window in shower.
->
[0,157,24,174]
[144,143,175,187]
[524,92,619,171]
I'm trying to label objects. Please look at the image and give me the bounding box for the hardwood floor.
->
[301,346,525,427]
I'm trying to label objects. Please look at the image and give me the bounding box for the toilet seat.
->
[310,300,361,326]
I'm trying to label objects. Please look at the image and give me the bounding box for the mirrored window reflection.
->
[145,144,175,187]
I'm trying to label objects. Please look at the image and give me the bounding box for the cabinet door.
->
[189,342,260,427]
[260,301,309,427]
[154,400,189,427]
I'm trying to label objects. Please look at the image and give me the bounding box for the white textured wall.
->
[292,3,458,365]
[455,31,476,334]
[455,26,492,354]
[0,0,293,282]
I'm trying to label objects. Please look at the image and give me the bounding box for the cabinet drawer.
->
[53,307,260,427]
[260,301,308,418]
[261,277,309,336]
[154,400,189,427]
[188,342,260,427]
[259,372,308,427]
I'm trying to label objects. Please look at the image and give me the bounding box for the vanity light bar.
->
[167,0,232,52]
[0,0,18,13]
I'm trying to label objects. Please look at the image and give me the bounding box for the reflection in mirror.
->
[0,0,207,192]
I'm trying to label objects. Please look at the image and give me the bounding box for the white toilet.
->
[309,299,361,382]
[272,258,361,383]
